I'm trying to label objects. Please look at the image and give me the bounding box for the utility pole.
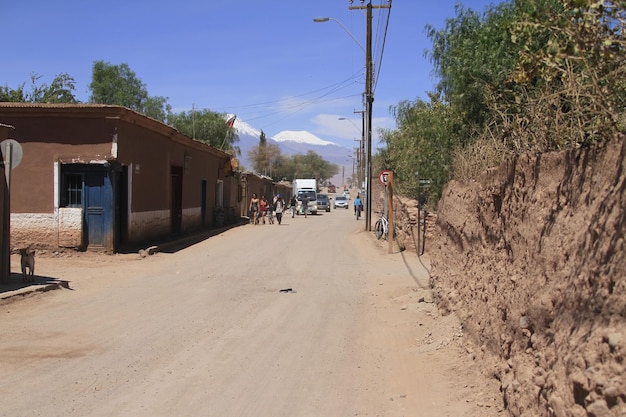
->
[353,109,365,193]
[349,0,390,231]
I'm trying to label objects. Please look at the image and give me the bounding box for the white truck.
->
[292,178,318,215]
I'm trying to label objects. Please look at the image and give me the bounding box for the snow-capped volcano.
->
[227,115,337,147]
[273,130,336,146]
[225,115,350,182]
[229,115,261,139]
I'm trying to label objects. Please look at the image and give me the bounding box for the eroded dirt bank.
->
[429,137,625,416]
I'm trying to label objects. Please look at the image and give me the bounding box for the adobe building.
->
[237,173,292,218]
[0,103,238,253]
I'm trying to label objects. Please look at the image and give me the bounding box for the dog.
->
[20,246,36,283]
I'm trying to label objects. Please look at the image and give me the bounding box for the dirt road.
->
[1,206,501,417]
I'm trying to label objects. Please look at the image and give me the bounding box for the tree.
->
[377,2,522,205]
[494,0,626,149]
[0,84,27,102]
[290,150,338,185]
[246,140,337,183]
[88,61,170,122]
[247,130,282,177]
[426,1,520,140]
[1,73,78,103]
[380,0,626,208]
[168,109,240,155]
[380,93,460,207]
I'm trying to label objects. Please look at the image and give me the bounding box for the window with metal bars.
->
[62,173,83,207]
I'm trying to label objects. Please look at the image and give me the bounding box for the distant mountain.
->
[229,116,352,184]
[273,130,335,146]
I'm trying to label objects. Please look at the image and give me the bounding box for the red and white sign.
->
[379,170,391,185]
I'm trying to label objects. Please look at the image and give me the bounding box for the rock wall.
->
[429,137,626,416]
[371,182,437,254]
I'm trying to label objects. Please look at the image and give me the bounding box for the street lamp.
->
[312,17,365,53]
[316,1,391,231]
[346,1,390,232]
[338,117,360,131]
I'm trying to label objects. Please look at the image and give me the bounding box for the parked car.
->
[317,193,331,212]
[333,195,349,209]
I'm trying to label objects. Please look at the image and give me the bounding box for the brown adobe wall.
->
[429,137,626,416]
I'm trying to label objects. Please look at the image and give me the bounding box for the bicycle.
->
[374,214,388,240]
[374,214,396,241]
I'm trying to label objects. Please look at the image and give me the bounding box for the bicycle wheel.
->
[375,220,384,240]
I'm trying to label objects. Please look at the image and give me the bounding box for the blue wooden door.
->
[84,169,113,249]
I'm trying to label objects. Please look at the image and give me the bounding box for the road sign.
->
[1,139,23,169]
[379,170,391,186]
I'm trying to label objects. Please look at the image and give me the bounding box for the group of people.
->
[249,191,363,223]
[248,193,288,225]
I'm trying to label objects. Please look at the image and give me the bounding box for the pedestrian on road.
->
[301,195,309,218]
[259,196,269,224]
[249,193,260,225]
[267,196,275,224]
[289,195,297,218]
[354,194,363,220]
[274,194,285,225]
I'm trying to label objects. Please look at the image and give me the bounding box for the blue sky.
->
[1,0,498,150]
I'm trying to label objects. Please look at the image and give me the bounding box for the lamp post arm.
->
[313,17,365,53]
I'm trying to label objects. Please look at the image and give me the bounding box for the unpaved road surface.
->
[1,207,501,417]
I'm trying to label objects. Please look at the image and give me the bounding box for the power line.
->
[189,69,365,127]
[373,0,392,93]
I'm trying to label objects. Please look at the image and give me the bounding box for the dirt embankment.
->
[428,137,625,416]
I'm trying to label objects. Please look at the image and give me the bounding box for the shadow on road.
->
[118,221,249,255]
[1,273,71,295]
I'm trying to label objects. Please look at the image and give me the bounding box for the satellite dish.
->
[1,139,23,168]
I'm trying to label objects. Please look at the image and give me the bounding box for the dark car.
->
[316,193,331,212]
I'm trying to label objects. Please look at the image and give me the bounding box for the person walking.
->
[354,194,363,220]
[267,196,275,224]
[301,194,309,218]
[249,193,260,225]
[274,194,285,225]
[259,196,269,224]
[289,195,297,218]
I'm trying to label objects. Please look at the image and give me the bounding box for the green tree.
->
[0,84,27,102]
[377,1,522,204]
[1,73,78,103]
[271,154,294,181]
[382,0,626,206]
[88,61,170,122]
[380,93,460,207]
[426,1,520,140]
[168,109,240,154]
[290,150,338,184]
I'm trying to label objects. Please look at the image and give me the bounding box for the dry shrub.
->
[451,131,511,182]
